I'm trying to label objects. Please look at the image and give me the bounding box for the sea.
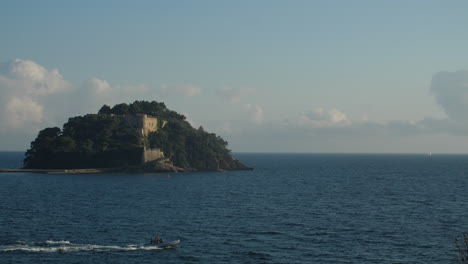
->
[1,152,468,264]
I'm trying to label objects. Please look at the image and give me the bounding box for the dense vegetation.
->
[24,100,246,170]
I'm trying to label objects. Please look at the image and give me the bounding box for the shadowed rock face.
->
[141,155,252,172]
[131,154,252,173]
[217,154,253,171]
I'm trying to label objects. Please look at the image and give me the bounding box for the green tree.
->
[98,104,112,115]
[24,127,62,168]
[112,103,130,115]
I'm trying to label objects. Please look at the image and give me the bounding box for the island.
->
[21,100,252,173]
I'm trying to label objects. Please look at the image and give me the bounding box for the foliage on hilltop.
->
[24,100,248,171]
[24,114,141,168]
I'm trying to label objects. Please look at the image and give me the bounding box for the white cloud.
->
[217,86,255,103]
[296,108,351,128]
[72,80,201,117]
[0,59,70,95]
[430,70,468,122]
[2,97,44,128]
[79,79,150,103]
[83,78,110,94]
[0,59,71,131]
[244,104,264,124]
[160,84,201,97]
[5,59,48,81]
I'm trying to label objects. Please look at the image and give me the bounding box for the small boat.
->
[151,239,180,248]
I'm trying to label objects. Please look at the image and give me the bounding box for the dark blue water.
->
[1,152,468,263]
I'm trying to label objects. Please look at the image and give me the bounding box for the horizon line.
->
[1,150,466,156]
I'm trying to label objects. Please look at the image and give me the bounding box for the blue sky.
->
[2,1,468,153]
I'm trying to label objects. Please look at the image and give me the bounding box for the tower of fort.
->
[121,114,159,136]
[121,114,166,163]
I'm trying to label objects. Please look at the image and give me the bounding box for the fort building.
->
[120,114,166,164]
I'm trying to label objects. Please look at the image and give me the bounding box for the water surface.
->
[1,152,467,263]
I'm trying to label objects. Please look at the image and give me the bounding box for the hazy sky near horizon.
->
[2,0,468,153]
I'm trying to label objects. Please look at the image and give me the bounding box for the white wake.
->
[0,240,163,253]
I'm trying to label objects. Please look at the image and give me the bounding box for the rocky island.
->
[22,100,252,173]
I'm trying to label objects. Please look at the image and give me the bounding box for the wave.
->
[0,240,163,253]
[45,240,72,245]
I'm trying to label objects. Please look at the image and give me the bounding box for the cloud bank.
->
[0,59,203,150]
[220,69,468,153]
[0,59,71,131]
[2,58,468,153]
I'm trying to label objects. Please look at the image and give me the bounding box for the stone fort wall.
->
[142,148,164,163]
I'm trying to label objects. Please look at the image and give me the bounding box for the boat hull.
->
[152,240,180,248]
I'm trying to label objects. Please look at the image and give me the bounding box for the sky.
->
[2,0,468,153]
